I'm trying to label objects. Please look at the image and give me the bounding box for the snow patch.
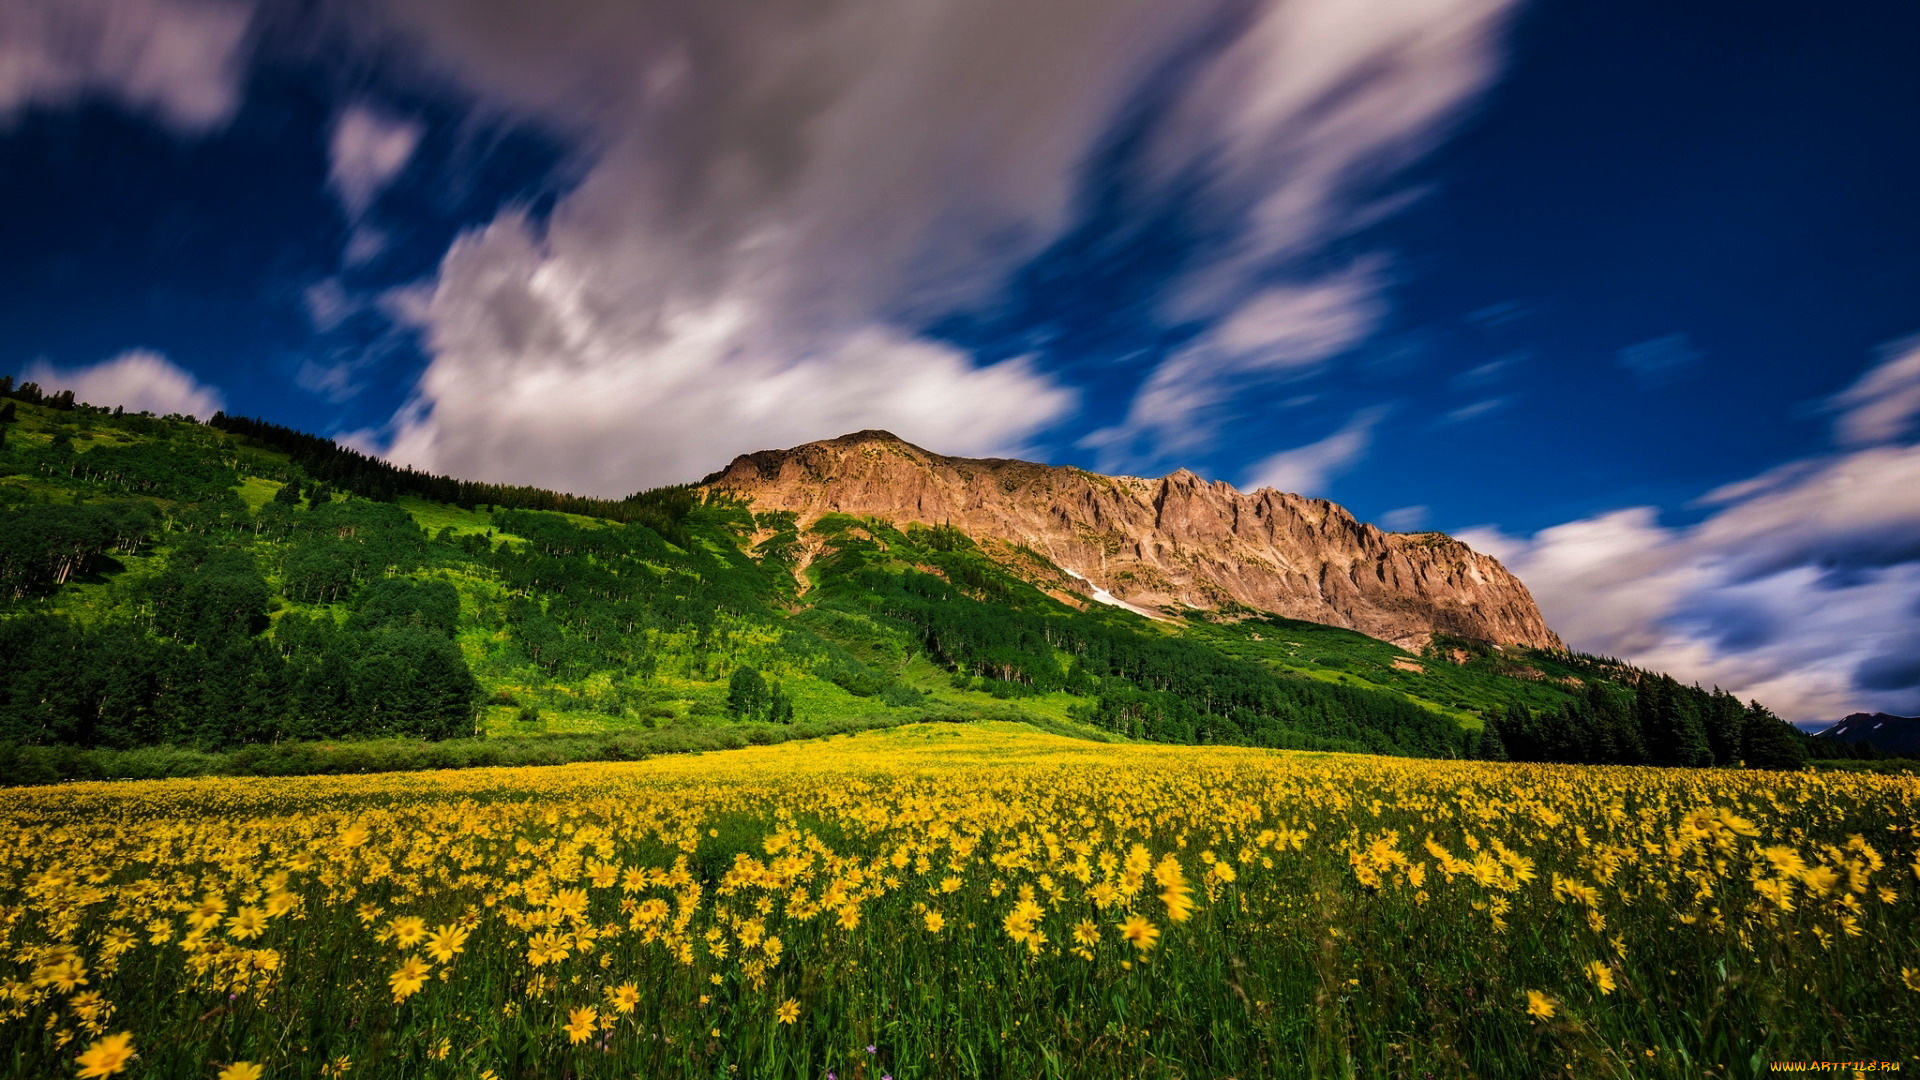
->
[1059,566,1167,621]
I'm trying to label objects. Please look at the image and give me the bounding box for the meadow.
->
[3,722,1916,1080]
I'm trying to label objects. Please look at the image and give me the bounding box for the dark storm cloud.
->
[1855,645,1920,694]
[1664,599,1777,652]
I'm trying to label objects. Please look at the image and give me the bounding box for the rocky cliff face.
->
[700,430,1564,652]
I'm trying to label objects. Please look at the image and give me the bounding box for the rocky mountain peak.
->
[700,433,1564,652]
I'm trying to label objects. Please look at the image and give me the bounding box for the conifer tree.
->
[727,666,770,720]
[1477,712,1509,761]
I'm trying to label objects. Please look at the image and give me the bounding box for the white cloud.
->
[0,0,250,133]
[382,214,1076,494]
[1465,342,1920,722]
[1242,405,1389,497]
[1828,335,1920,447]
[22,350,226,418]
[1379,504,1428,531]
[328,105,424,220]
[338,0,1219,491]
[376,281,436,329]
[1442,396,1511,424]
[1463,442,1920,723]
[332,0,1520,494]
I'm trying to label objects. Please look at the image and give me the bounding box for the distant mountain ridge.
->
[1814,712,1920,755]
[701,430,1563,652]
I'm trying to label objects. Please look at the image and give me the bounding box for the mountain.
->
[1814,712,1920,755]
[702,430,1561,652]
[0,384,1815,775]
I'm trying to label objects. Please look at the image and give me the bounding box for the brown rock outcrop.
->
[699,430,1563,652]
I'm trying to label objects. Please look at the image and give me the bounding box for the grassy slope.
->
[0,400,1593,748]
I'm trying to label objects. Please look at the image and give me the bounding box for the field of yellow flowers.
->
[3,721,1916,1079]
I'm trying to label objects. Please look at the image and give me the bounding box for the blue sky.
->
[4,0,1918,722]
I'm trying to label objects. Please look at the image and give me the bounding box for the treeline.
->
[1803,735,1919,762]
[0,375,82,414]
[0,515,481,747]
[206,412,698,541]
[1482,674,1808,769]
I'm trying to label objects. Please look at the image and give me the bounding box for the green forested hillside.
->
[0,380,1817,776]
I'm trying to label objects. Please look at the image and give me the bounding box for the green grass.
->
[236,475,284,512]
[0,707,1091,784]
[1187,615,1593,726]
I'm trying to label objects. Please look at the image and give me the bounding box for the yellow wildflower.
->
[389,956,432,1003]
[1117,913,1160,951]
[75,1032,135,1078]
[565,1006,598,1045]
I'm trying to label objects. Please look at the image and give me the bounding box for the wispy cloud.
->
[1093,0,1522,469]
[302,278,360,333]
[1081,265,1384,467]
[1379,504,1429,531]
[1463,300,1526,328]
[1242,405,1390,497]
[1441,396,1512,425]
[1451,352,1524,389]
[1615,332,1703,385]
[1827,335,1920,447]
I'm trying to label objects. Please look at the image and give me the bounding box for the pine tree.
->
[767,682,795,724]
[727,666,770,720]
[1671,685,1713,767]
[1704,688,1747,766]
[1742,702,1810,770]
[1477,713,1509,761]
